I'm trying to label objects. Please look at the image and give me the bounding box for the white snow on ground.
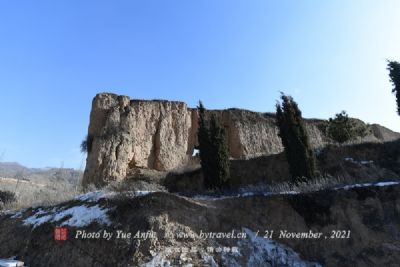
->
[360,160,374,165]
[75,190,155,202]
[344,157,374,165]
[9,209,27,219]
[140,228,321,267]
[192,190,299,201]
[0,259,24,267]
[192,194,234,201]
[0,210,16,216]
[192,180,400,201]
[141,251,213,267]
[141,253,172,267]
[337,181,400,190]
[54,205,111,227]
[23,213,53,229]
[23,204,111,229]
[202,254,218,267]
[375,181,400,186]
[125,191,156,198]
[221,228,321,267]
[75,191,106,202]
[13,190,155,229]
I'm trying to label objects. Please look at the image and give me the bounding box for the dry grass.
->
[1,179,83,211]
[3,161,397,212]
[267,174,391,194]
[103,177,166,194]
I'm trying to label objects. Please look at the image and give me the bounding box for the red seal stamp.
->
[54,227,68,241]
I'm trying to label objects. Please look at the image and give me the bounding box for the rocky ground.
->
[0,180,399,267]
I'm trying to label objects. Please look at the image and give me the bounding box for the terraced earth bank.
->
[0,182,399,267]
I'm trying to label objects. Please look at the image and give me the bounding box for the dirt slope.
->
[0,182,399,267]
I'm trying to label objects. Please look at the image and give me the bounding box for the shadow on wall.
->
[164,152,291,193]
[164,140,400,194]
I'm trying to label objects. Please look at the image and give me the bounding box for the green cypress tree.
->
[197,101,213,189]
[387,60,400,116]
[197,102,230,190]
[276,94,316,183]
[209,114,230,188]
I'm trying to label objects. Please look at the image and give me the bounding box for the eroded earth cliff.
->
[82,93,400,186]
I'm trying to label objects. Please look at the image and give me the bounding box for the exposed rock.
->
[1,184,399,266]
[83,94,194,186]
[83,93,400,186]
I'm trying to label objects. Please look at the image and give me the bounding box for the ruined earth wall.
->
[82,93,400,186]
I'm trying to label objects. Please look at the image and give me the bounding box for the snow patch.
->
[55,205,111,227]
[0,258,24,267]
[141,251,210,267]
[23,204,111,229]
[7,209,27,219]
[125,191,156,198]
[141,253,172,267]
[221,228,321,267]
[0,210,16,216]
[375,181,400,187]
[360,160,374,165]
[337,181,400,190]
[75,191,106,202]
[23,213,53,229]
[75,190,155,202]
[344,157,373,165]
[192,180,399,201]
[192,190,299,201]
[202,254,218,267]
[191,194,232,201]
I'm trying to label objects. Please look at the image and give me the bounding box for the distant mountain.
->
[0,162,30,177]
[0,162,82,185]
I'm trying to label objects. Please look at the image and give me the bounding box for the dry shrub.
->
[1,179,82,210]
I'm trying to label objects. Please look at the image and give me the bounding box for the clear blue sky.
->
[0,0,399,169]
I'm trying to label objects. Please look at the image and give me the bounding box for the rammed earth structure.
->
[82,93,400,186]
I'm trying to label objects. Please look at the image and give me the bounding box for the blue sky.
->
[0,0,399,169]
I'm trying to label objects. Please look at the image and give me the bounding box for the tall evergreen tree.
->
[276,94,316,183]
[197,101,213,189]
[197,102,230,189]
[387,60,400,116]
[209,114,230,188]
